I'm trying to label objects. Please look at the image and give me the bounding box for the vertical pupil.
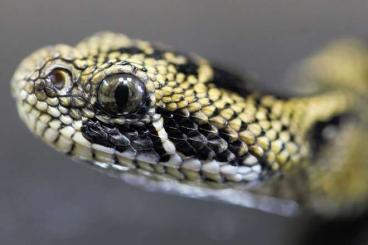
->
[115,83,130,109]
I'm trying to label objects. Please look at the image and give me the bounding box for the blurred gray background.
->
[1,0,368,244]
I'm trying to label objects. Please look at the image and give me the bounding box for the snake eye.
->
[46,68,72,91]
[97,73,146,115]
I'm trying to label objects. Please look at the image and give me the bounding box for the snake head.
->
[12,32,267,184]
[11,31,302,185]
[12,33,285,214]
[11,33,163,165]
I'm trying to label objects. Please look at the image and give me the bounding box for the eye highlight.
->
[97,73,146,115]
[46,68,72,90]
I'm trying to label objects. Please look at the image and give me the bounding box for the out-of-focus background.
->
[1,1,367,244]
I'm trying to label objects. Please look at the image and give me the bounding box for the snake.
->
[11,32,368,216]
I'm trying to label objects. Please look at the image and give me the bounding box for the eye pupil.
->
[115,83,130,109]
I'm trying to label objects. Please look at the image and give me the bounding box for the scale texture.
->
[11,32,368,216]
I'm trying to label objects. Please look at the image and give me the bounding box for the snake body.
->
[11,32,368,216]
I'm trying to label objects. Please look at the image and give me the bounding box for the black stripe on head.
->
[117,47,144,55]
[210,66,252,97]
[146,44,200,76]
[156,107,263,167]
[148,48,166,60]
[174,61,199,76]
[81,119,162,161]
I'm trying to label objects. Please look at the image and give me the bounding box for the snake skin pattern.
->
[11,32,368,216]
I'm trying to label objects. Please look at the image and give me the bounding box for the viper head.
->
[12,32,239,183]
[11,32,172,163]
[15,31,299,188]
[12,32,295,186]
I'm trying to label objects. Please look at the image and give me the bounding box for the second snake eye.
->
[97,73,146,115]
[46,68,72,91]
